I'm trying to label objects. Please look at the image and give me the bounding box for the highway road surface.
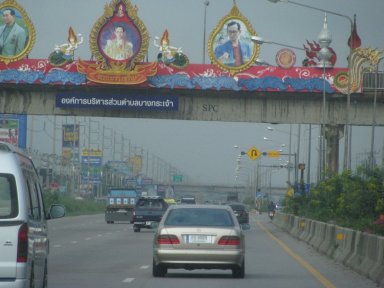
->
[47,213,379,288]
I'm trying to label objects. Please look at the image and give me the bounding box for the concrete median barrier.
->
[318,223,336,257]
[333,227,356,264]
[369,236,384,283]
[273,214,384,285]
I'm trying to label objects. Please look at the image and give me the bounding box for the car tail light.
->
[218,236,241,246]
[17,223,28,263]
[157,234,180,245]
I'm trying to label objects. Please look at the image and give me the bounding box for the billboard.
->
[129,155,142,176]
[62,124,80,148]
[81,148,103,184]
[62,124,80,164]
[0,114,27,148]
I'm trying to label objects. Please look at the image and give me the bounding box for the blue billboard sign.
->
[56,92,178,111]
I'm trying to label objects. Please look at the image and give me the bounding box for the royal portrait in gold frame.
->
[208,5,259,75]
[0,0,35,64]
[89,0,149,70]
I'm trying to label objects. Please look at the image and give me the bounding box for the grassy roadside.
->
[43,190,105,217]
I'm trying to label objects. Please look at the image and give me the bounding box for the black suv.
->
[228,203,249,224]
[132,196,168,232]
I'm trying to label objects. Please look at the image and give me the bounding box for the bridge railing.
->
[363,71,384,90]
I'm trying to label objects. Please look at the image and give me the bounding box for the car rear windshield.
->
[136,198,166,209]
[0,173,18,219]
[180,198,196,204]
[164,208,234,227]
[229,204,245,211]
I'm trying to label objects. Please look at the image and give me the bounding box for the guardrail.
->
[273,212,384,286]
[363,72,384,90]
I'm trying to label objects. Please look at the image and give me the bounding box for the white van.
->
[0,141,65,288]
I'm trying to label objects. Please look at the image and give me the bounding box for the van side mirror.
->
[47,204,65,219]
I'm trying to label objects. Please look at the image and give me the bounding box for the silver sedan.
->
[152,204,247,278]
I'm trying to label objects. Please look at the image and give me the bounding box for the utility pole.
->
[52,116,56,155]
[307,124,312,184]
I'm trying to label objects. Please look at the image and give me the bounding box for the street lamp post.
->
[234,150,256,203]
[202,0,210,64]
[266,0,354,170]
[370,57,384,169]
[251,36,305,52]
[265,125,298,186]
[253,35,312,185]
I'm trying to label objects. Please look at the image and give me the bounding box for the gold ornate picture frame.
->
[0,0,35,64]
[89,0,149,70]
[208,4,259,75]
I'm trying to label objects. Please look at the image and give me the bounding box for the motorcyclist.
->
[268,201,276,213]
[268,201,276,219]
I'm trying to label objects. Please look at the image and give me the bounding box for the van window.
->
[26,175,41,221]
[34,181,46,218]
[0,173,18,218]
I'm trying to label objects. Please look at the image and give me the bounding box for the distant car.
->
[228,203,249,224]
[180,196,196,204]
[164,198,177,205]
[132,196,168,232]
[152,204,247,278]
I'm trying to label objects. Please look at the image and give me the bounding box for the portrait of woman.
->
[0,1,35,63]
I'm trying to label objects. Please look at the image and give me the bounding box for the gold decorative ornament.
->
[334,47,383,94]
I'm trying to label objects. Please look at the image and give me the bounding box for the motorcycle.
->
[268,210,275,220]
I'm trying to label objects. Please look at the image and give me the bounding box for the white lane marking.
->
[85,237,92,241]
[97,234,103,237]
[122,278,135,283]
[140,265,149,269]
[71,241,78,244]
[53,244,61,248]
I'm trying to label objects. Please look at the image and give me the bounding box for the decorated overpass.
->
[0,0,383,175]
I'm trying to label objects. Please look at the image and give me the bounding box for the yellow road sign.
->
[267,150,280,158]
[246,146,261,160]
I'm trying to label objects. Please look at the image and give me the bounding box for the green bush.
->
[43,190,105,216]
[284,167,384,236]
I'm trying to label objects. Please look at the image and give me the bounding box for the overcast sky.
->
[16,0,384,186]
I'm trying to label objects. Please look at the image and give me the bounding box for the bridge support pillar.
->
[325,124,344,174]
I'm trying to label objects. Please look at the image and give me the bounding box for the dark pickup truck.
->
[132,196,168,232]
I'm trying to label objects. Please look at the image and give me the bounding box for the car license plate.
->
[187,235,213,244]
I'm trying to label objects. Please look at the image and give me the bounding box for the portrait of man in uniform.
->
[103,24,133,60]
[100,21,141,62]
